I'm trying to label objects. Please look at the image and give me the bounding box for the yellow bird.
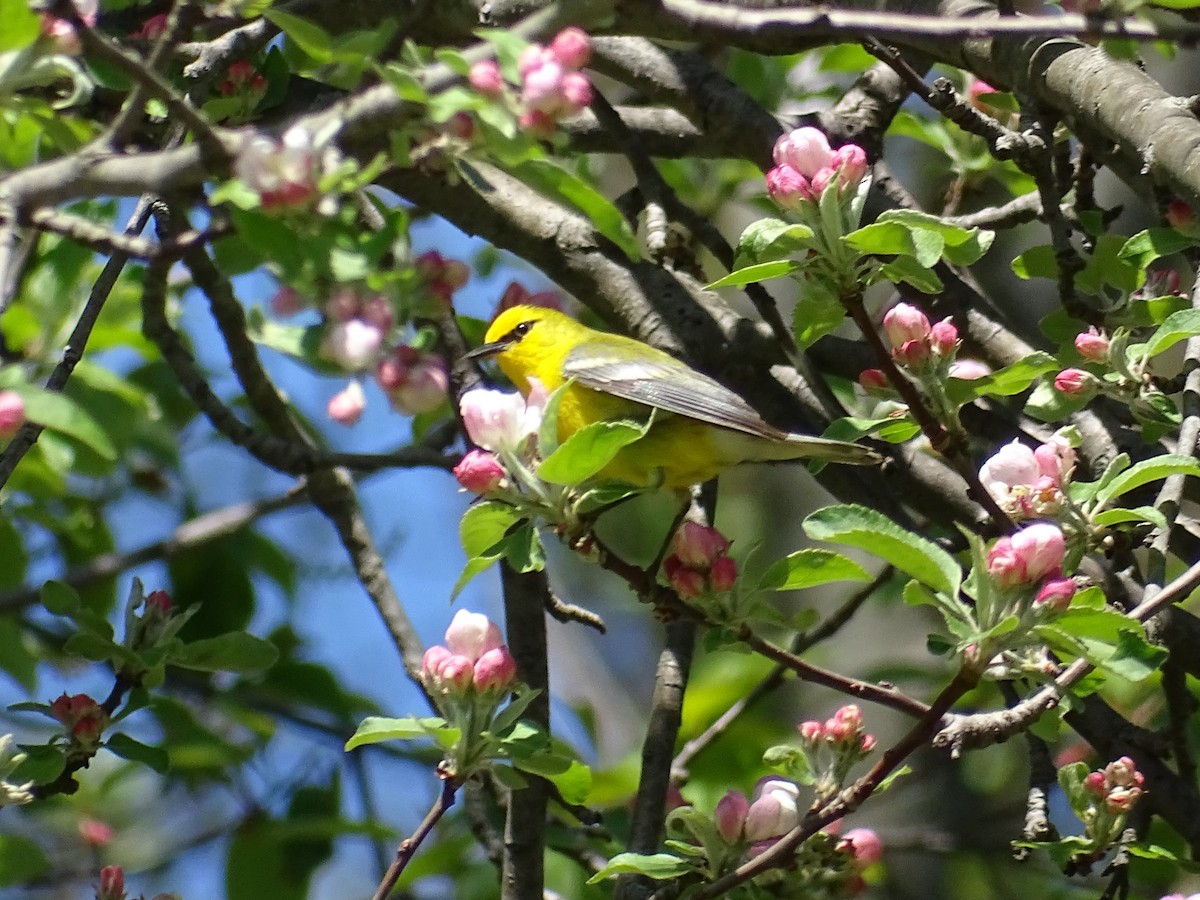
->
[468,305,879,488]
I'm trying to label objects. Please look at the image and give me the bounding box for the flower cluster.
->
[0,390,25,439]
[0,734,33,808]
[376,345,449,416]
[882,303,959,373]
[469,28,593,136]
[986,522,1075,610]
[421,610,518,698]
[414,251,470,306]
[234,125,324,212]
[798,705,877,800]
[318,288,394,372]
[978,438,1075,521]
[714,777,802,846]
[219,59,266,98]
[51,692,108,748]
[766,127,869,211]
[662,523,737,598]
[1068,756,1146,850]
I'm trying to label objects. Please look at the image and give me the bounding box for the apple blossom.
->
[0,391,25,439]
[840,827,883,868]
[375,346,448,415]
[327,381,366,426]
[986,522,1065,588]
[320,319,384,371]
[1075,327,1109,363]
[882,303,931,347]
[453,450,506,494]
[714,790,750,843]
[773,127,834,177]
[948,359,991,379]
[744,778,801,841]
[766,164,812,210]
[469,59,505,96]
[1054,368,1095,396]
[459,385,545,453]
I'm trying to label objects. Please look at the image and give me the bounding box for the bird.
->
[467,305,880,489]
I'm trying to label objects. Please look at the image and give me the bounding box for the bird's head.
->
[466,305,575,392]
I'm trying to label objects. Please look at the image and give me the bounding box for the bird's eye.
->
[511,321,534,339]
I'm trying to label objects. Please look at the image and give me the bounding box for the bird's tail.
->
[778,433,882,466]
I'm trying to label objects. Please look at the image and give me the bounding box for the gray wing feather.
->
[563,348,789,440]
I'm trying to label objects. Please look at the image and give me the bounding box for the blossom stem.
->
[371,777,459,900]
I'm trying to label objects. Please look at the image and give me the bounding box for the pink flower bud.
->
[798,720,824,742]
[810,166,836,197]
[522,59,566,112]
[988,523,1065,588]
[882,303,931,347]
[1074,327,1109,363]
[98,865,126,900]
[375,346,448,415]
[664,556,705,598]
[1105,786,1141,813]
[673,523,731,568]
[496,281,562,314]
[893,338,930,369]
[320,319,384,371]
[519,109,557,137]
[518,44,551,78]
[714,790,750,843]
[422,645,453,681]
[840,827,883,868]
[828,705,864,742]
[858,368,889,394]
[438,654,475,692]
[709,555,738,592]
[830,144,869,189]
[235,126,319,211]
[469,59,505,96]
[79,818,113,847]
[269,286,305,317]
[414,251,445,281]
[360,296,394,331]
[1035,577,1076,611]
[1167,200,1196,233]
[1054,368,1095,396]
[929,317,959,355]
[1106,756,1143,788]
[473,646,518,693]
[745,778,800,841]
[773,127,834,178]
[559,71,593,112]
[444,609,504,662]
[1034,437,1074,486]
[445,112,476,140]
[131,12,169,40]
[327,381,366,426]
[0,390,26,439]
[442,259,470,291]
[145,590,172,615]
[765,164,813,210]
[1083,770,1108,796]
[967,79,999,111]
[453,449,507,494]
[948,359,991,380]
[550,27,591,69]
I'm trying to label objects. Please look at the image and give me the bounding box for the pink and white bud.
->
[459,386,543,453]
[929,317,959,355]
[893,338,930,369]
[469,59,505,96]
[882,303,931,347]
[1075,327,1109,363]
[830,144,869,189]
[967,80,1000,111]
[327,381,366,426]
[948,359,991,380]
[840,828,883,868]
[97,865,126,900]
[1034,577,1076,611]
[745,778,801,841]
[375,346,448,415]
[1105,786,1141,813]
[672,523,731,568]
[709,555,738,592]
[473,646,518,693]
[496,281,563,314]
[559,71,593,111]
[422,645,453,682]
[522,58,566,112]
[79,818,113,847]
[320,319,384,371]
[438,654,475,692]
[0,391,26,439]
[444,609,504,662]
[773,127,835,178]
[798,720,824,743]
[453,450,507,494]
[518,44,552,78]
[550,27,591,69]
[235,126,320,211]
[269,286,305,317]
[988,523,1066,588]
[145,590,172,615]
[1083,770,1108,796]
[1033,437,1075,487]
[858,368,889,394]
[663,556,705,598]
[714,790,750,844]
[1054,368,1095,396]
[980,441,1041,496]
[765,164,813,210]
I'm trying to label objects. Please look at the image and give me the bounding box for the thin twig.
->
[372,777,460,900]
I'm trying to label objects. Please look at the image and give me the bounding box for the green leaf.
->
[105,732,169,773]
[344,715,454,751]
[731,218,814,267]
[264,9,333,63]
[846,210,992,267]
[507,159,640,260]
[760,549,871,591]
[1092,454,1200,510]
[1024,379,1090,423]
[459,501,524,557]
[450,555,502,600]
[512,754,592,805]
[0,0,39,52]
[171,632,279,673]
[879,256,943,293]
[944,352,1058,405]
[1012,244,1056,280]
[1092,506,1167,530]
[9,386,117,461]
[0,834,49,887]
[1035,611,1166,682]
[1118,227,1196,270]
[497,522,545,574]
[707,259,803,289]
[804,504,960,596]
[40,580,80,616]
[1144,309,1200,359]
[587,852,693,884]
[537,418,648,484]
[9,744,65,785]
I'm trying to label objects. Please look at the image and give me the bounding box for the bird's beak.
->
[465,339,510,361]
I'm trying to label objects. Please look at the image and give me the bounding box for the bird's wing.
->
[563,344,789,440]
